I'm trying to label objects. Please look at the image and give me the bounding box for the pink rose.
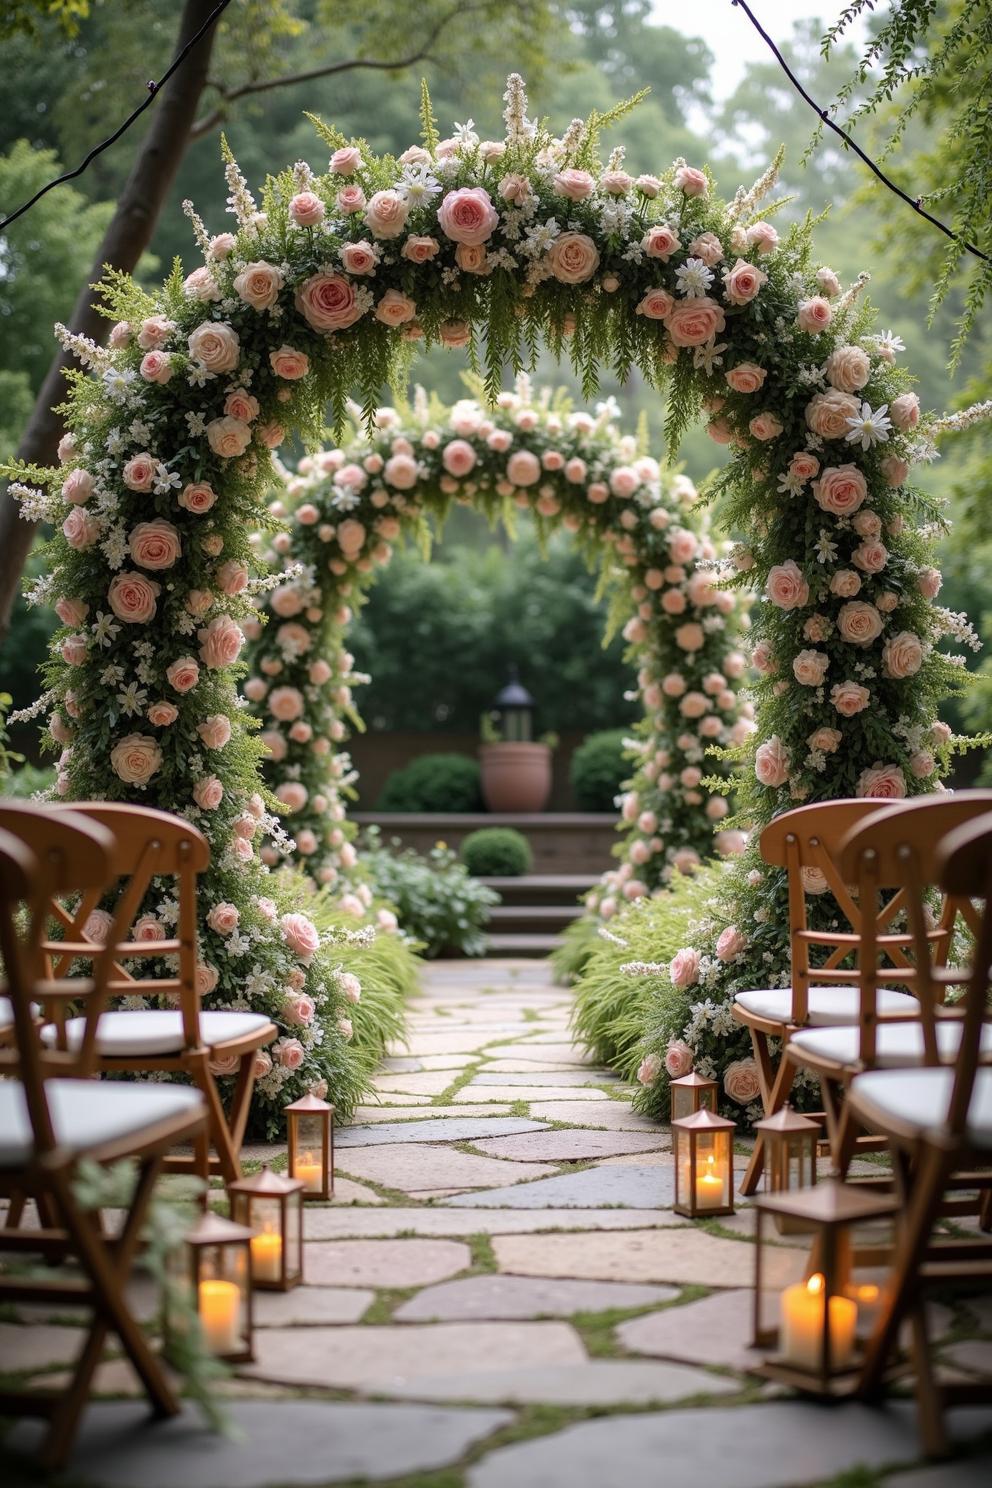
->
[336,184,366,214]
[882,455,910,487]
[890,392,920,431]
[793,649,830,686]
[669,948,700,988]
[507,450,541,487]
[224,388,259,423]
[60,632,88,666]
[183,266,220,302]
[55,597,88,627]
[233,260,284,312]
[442,439,477,477]
[636,287,675,320]
[547,231,600,284]
[881,630,924,679]
[186,590,213,618]
[675,622,705,652]
[193,775,223,810]
[825,345,871,393]
[440,319,471,348]
[749,412,783,441]
[830,570,861,598]
[283,992,316,1027]
[207,902,240,936]
[139,350,173,384]
[268,685,304,721]
[364,189,409,239]
[400,235,440,265]
[196,714,232,751]
[553,168,595,201]
[179,481,217,514]
[643,224,679,260]
[271,584,304,618]
[216,560,248,596]
[716,926,747,962]
[269,344,310,382]
[664,1040,694,1079]
[675,165,708,196]
[831,680,871,716]
[108,571,161,624]
[337,518,366,554]
[110,732,162,785]
[206,416,252,458]
[122,452,156,492]
[341,240,378,276]
[63,507,100,550]
[726,363,767,394]
[722,258,767,306]
[755,735,790,787]
[664,297,726,347]
[437,186,498,245]
[724,1058,761,1105]
[207,233,236,260]
[837,601,883,646]
[309,658,332,684]
[766,560,810,610]
[275,1037,305,1071]
[84,908,114,943]
[610,466,639,498]
[61,468,94,505]
[917,567,942,600]
[637,1052,663,1086]
[790,452,820,482]
[498,173,530,205]
[261,729,286,762]
[806,390,860,440]
[166,657,200,694]
[330,145,361,174]
[814,464,868,517]
[808,727,843,754]
[136,315,173,350]
[853,540,888,575]
[910,750,936,779]
[276,621,311,655]
[198,614,244,669]
[281,911,320,962]
[816,266,841,296]
[454,241,488,275]
[375,289,417,326]
[128,519,181,571]
[187,320,240,374]
[296,272,364,332]
[797,296,833,333]
[746,221,779,254]
[857,763,907,800]
[289,191,325,228]
[689,231,723,265]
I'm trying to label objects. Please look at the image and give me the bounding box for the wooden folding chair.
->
[850,809,992,1456]
[732,799,920,1196]
[0,802,276,1187]
[0,815,208,1469]
[787,792,992,1182]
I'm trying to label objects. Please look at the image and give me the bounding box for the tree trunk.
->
[0,0,221,648]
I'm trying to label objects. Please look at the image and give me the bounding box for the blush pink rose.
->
[638,1052,663,1085]
[722,258,767,305]
[261,729,286,762]
[275,781,307,812]
[675,165,708,195]
[139,350,173,384]
[664,1040,694,1078]
[837,601,883,646]
[797,296,833,333]
[330,145,361,174]
[63,507,101,549]
[233,260,284,311]
[183,266,220,301]
[454,241,488,275]
[340,239,378,275]
[206,416,252,458]
[399,236,439,267]
[216,560,248,596]
[289,191,325,228]
[268,685,304,721]
[207,902,240,935]
[636,287,675,320]
[275,1037,305,1071]
[857,763,907,799]
[337,518,366,555]
[882,455,910,487]
[747,220,779,254]
[364,189,409,239]
[792,649,830,686]
[643,224,680,259]
[689,231,723,265]
[790,452,820,481]
[881,630,924,679]
[281,911,320,962]
[830,569,861,598]
[890,392,920,431]
[110,733,162,785]
[336,184,366,213]
[375,289,417,326]
[808,727,843,754]
[437,186,498,245]
[664,297,726,347]
[193,776,223,810]
[507,450,541,486]
[61,467,95,504]
[831,680,871,716]
[178,481,217,514]
[84,908,114,943]
[726,363,767,394]
[128,519,182,570]
[197,714,231,749]
[442,439,477,477]
[814,464,868,517]
[766,560,810,610]
[716,925,747,961]
[917,567,942,600]
[548,231,600,284]
[296,272,364,332]
[675,621,705,652]
[749,412,783,441]
[122,452,156,491]
[269,345,310,381]
[825,344,871,393]
[60,632,88,666]
[55,597,88,627]
[853,540,888,574]
[166,657,200,693]
[806,390,860,440]
[108,571,161,624]
[724,1058,761,1105]
[755,735,790,787]
[553,168,595,201]
[224,388,259,423]
[188,320,240,373]
[283,992,316,1027]
[669,947,701,988]
[440,319,471,348]
[198,614,244,668]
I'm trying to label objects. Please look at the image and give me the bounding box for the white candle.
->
[250,1227,283,1284]
[296,1150,323,1193]
[780,1273,856,1372]
[695,1152,725,1210]
[849,1281,884,1335]
[198,1278,241,1355]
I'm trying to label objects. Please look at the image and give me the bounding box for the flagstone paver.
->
[471,1128,668,1162]
[617,1287,768,1371]
[352,1103,514,1123]
[336,1116,550,1147]
[0,1323,89,1374]
[337,1141,559,1193]
[243,1321,586,1391]
[444,1161,677,1209]
[254,1285,375,1325]
[471,1070,621,1087]
[394,1273,679,1321]
[372,1070,467,1096]
[453,1083,611,1103]
[484,1042,597,1063]
[302,1206,689,1238]
[300,1238,470,1288]
[383,1357,740,1406]
[491,1228,806,1288]
[528,1100,661,1130]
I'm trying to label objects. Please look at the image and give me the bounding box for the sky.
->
[652,0,868,100]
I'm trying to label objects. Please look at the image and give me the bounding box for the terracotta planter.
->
[479,742,552,813]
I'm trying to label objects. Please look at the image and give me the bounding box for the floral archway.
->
[242,377,748,895]
[9,74,971,1109]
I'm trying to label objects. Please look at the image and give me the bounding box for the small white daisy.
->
[676,257,714,298]
[845,401,892,450]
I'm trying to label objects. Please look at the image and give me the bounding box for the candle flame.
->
[807,1273,825,1296]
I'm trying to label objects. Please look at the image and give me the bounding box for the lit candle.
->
[780,1273,856,1372]
[198,1278,241,1355]
[250,1227,283,1284]
[695,1152,725,1209]
[295,1150,323,1193]
[849,1282,883,1334]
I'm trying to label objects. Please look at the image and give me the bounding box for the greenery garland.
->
[4,73,979,1111]
[243,378,747,895]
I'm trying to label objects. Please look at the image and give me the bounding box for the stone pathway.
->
[4,959,992,1486]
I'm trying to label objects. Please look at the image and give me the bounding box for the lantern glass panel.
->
[671,1079,715,1123]
[674,1123,733,1215]
[248,1197,284,1286]
[196,1242,249,1358]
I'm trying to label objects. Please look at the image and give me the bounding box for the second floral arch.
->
[242,378,752,908]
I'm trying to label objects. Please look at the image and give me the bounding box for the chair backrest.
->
[935,811,992,1136]
[0,807,118,1153]
[838,792,992,1065]
[46,803,211,1051]
[758,800,902,1025]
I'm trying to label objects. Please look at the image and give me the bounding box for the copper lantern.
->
[229,1165,305,1291]
[753,1104,820,1232]
[672,1107,735,1218]
[285,1091,334,1199]
[669,1070,718,1123]
[179,1210,254,1363]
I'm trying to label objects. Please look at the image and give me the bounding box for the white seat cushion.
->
[790,1020,992,1069]
[0,1079,205,1168]
[41,1009,273,1057]
[0,996,13,1031]
[734,985,919,1027]
[850,1068,992,1150]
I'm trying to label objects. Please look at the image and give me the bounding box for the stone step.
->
[354,812,617,874]
[487,904,584,933]
[478,874,595,905]
[486,932,563,957]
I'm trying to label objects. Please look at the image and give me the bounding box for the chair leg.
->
[909,1304,949,1459]
[226,1054,259,1159]
[189,1050,241,1188]
[4,1191,27,1229]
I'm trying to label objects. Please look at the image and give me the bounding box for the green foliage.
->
[360,829,498,958]
[569,728,630,812]
[461,826,533,877]
[550,912,601,984]
[570,866,723,1075]
[1,760,55,797]
[378,753,483,813]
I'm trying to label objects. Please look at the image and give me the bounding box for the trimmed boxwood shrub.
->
[361,831,498,958]
[570,729,630,812]
[462,827,533,878]
[377,753,483,813]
